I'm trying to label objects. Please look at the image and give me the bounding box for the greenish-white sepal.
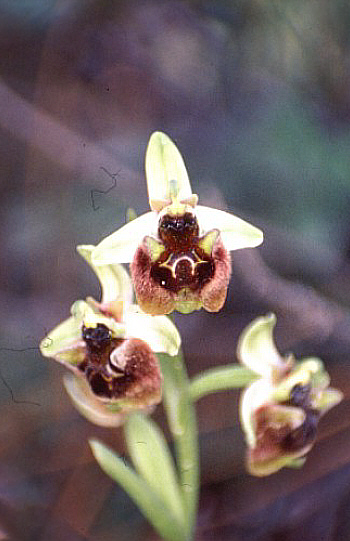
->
[237,313,285,380]
[90,439,187,541]
[195,205,263,251]
[146,132,192,209]
[313,387,343,413]
[77,245,133,304]
[92,211,158,265]
[190,365,257,401]
[126,413,185,527]
[72,300,125,338]
[39,315,82,358]
[64,375,125,427]
[55,343,86,366]
[239,379,272,447]
[124,307,181,356]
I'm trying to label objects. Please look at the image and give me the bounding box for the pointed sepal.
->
[146,132,193,211]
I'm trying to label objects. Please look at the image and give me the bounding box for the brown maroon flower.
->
[92,132,263,315]
[238,314,343,476]
[40,245,180,426]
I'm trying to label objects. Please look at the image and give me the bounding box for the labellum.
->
[79,324,162,405]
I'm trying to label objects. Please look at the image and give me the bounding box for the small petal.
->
[63,375,126,427]
[124,307,181,357]
[92,212,158,265]
[237,313,286,380]
[144,236,166,263]
[272,358,325,402]
[313,388,343,413]
[198,229,220,256]
[77,245,133,304]
[195,205,263,251]
[40,315,82,359]
[146,132,193,211]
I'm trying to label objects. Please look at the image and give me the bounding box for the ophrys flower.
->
[40,245,180,426]
[92,132,263,315]
[238,314,343,476]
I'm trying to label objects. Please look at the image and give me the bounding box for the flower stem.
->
[190,365,257,402]
[159,351,199,541]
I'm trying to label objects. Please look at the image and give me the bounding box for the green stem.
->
[190,365,257,402]
[159,352,199,541]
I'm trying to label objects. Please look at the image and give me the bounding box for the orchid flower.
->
[92,132,263,315]
[237,314,343,476]
[40,245,181,427]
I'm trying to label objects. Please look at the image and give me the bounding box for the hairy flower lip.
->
[238,314,343,476]
[131,233,231,315]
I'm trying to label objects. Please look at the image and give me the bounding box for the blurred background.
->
[1,0,350,539]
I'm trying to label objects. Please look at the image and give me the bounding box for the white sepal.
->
[237,314,285,380]
[92,212,158,264]
[124,307,181,357]
[146,132,192,209]
[195,205,263,251]
[77,245,133,304]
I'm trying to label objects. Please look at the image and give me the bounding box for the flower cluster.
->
[238,314,343,476]
[41,131,342,480]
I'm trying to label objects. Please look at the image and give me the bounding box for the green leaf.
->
[190,365,257,401]
[90,440,187,541]
[126,414,185,527]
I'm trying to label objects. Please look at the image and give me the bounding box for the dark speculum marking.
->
[281,408,320,452]
[80,325,127,399]
[151,212,215,293]
[82,323,112,353]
